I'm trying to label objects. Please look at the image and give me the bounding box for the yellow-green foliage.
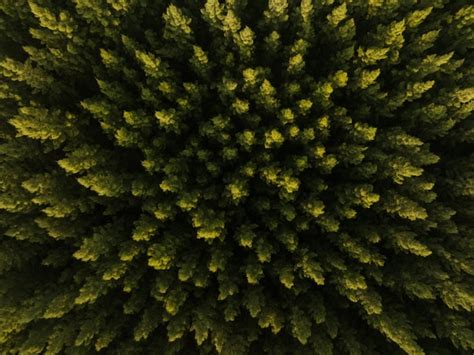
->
[0,1,473,354]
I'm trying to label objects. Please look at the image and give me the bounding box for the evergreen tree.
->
[0,0,473,354]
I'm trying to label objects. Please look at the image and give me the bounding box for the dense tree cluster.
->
[0,0,473,353]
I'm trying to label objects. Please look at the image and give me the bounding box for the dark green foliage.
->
[0,0,473,354]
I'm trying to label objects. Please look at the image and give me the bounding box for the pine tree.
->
[0,0,473,354]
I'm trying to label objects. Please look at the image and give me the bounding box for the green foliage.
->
[0,0,473,354]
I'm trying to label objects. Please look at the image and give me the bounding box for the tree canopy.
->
[0,0,473,354]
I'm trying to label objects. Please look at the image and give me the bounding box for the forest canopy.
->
[0,0,473,354]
